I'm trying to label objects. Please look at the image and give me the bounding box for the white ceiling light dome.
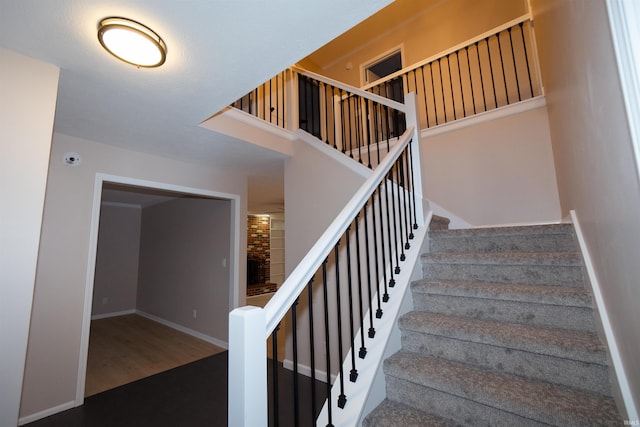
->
[98,17,166,68]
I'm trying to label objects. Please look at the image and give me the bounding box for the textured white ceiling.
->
[0,0,392,170]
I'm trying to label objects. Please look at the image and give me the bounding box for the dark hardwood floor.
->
[25,352,327,427]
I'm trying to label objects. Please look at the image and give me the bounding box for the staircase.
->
[363,222,623,426]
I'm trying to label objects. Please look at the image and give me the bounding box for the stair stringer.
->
[315,212,433,427]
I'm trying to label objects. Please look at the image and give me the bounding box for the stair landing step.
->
[399,312,607,364]
[363,399,458,427]
[412,279,593,306]
[385,351,621,426]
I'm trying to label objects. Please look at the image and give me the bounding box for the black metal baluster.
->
[394,161,407,261]
[331,85,338,148]
[400,151,412,244]
[269,77,273,124]
[446,55,457,120]
[507,27,521,102]
[344,225,358,381]
[364,99,372,168]
[271,323,280,427]
[486,37,498,108]
[370,191,386,310]
[339,89,345,151]
[464,47,477,115]
[520,22,534,98]
[321,259,334,427]
[455,51,467,118]
[333,242,347,409]
[428,64,439,125]
[307,279,317,422]
[383,105,391,152]
[382,173,396,287]
[408,139,419,230]
[375,183,390,301]
[354,214,368,355]
[345,91,352,155]
[263,81,267,122]
[388,169,401,274]
[437,59,448,123]
[402,148,415,240]
[291,297,300,426]
[496,31,508,105]
[372,100,381,165]
[474,42,488,112]
[362,203,376,338]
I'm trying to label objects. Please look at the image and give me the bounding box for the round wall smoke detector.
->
[63,152,82,167]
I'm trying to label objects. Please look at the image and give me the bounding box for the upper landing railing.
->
[364,15,542,129]
[231,15,541,138]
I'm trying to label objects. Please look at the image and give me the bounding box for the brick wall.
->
[247,215,270,284]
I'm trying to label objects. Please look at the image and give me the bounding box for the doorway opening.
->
[79,176,240,402]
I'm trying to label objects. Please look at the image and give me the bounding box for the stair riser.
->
[412,293,596,332]
[401,331,612,396]
[422,263,584,286]
[385,376,546,427]
[429,234,576,254]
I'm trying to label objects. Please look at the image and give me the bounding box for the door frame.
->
[75,172,241,405]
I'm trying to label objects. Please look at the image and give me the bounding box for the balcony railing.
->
[230,15,541,140]
[364,15,541,129]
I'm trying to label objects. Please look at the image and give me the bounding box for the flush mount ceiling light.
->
[98,17,166,68]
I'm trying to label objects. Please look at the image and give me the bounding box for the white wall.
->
[92,204,141,316]
[19,133,247,421]
[0,48,59,427]
[531,0,640,416]
[138,197,231,342]
[421,102,562,226]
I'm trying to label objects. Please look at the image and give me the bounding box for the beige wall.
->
[138,197,231,341]
[531,0,640,415]
[20,133,247,419]
[0,48,59,427]
[316,0,528,86]
[422,104,561,226]
[92,204,141,316]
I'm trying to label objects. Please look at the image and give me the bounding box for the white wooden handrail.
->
[263,124,414,336]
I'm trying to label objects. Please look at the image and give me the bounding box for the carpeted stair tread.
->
[412,279,593,307]
[363,399,459,427]
[429,223,577,253]
[398,311,607,364]
[428,223,574,238]
[422,251,582,266]
[384,351,622,426]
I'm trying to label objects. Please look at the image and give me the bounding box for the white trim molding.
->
[18,401,75,426]
[136,310,228,349]
[570,210,638,421]
[76,173,240,408]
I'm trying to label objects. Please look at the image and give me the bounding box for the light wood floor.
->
[85,314,224,397]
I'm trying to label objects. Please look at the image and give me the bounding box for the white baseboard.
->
[135,310,228,349]
[282,358,331,383]
[90,309,136,320]
[570,210,638,421]
[18,400,75,426]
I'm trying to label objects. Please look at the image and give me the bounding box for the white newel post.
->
[404,92,425,226]
[229,306,268,427]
